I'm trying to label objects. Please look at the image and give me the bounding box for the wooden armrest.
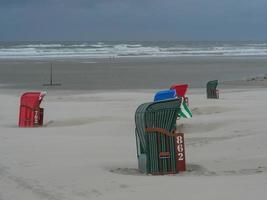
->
[145,127,179,137]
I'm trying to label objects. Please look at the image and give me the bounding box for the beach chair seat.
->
[135,98,182,174]
[19,92,46,127]
[207,80,219,99]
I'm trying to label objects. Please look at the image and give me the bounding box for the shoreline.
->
[1,54,267,62]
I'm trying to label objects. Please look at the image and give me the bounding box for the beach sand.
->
[0,57,267,200]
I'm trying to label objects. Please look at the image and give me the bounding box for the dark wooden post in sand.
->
[43,63,61,86]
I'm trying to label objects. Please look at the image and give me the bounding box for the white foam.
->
[14,44,63,48]
[1,42,267,59]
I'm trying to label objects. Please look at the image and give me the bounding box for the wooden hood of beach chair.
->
[135,98,182,174]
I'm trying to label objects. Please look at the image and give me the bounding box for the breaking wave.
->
[1,41,267,59]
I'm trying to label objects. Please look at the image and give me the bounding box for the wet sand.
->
[1,56,267,90]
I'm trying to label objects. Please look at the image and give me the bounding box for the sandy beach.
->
[0,57,267,200]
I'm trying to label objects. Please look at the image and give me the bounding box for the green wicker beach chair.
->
[207,80,219,99]
[135,98,182,175]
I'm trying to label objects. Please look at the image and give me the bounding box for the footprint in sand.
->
[177,121,232,134]
[191,106,233,115]
[109,168,144,176]
[108,164,216,176]
[44,116,115,127]
[108,164,267,177]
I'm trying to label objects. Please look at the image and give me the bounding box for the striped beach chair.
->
[207,80,219,99]
[135,98,183,174]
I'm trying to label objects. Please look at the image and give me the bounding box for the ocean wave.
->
[1,42,267,59]
[13,44,63,48]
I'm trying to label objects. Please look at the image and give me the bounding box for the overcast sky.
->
[0,0,267,41]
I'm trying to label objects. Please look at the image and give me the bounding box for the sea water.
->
[0,41,267,59]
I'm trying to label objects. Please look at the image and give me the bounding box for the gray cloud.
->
[0,0,267,41]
